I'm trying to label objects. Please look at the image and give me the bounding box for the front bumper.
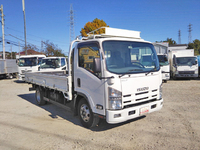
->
[162,73,170,81]
[17,74,25,81]
[175,74,198,78]
[106,98,163,124]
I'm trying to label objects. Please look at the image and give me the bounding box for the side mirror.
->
[173,55,177,66]
[164,56,168,61]
[195,60,198,65]
[62,66,66,70]
[93,58,101,73]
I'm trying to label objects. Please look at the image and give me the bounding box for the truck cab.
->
[168,49,198,79]
[157,54,170,82]
[71,27,163,125]
[153,42,170,82]
[39,57,67,71]
[17,55,46,80]
[172,56,198,78]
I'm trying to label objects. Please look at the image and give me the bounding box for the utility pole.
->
[0,4,5,60]
[69,4,75,43]
[188,23,192,43]
[41,40,44,53]
[178,29,181,44]
[22,0,27,55]
[18,41,20,58]
[10,44,12,59]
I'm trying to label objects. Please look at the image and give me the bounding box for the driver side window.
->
[78,42,100,75]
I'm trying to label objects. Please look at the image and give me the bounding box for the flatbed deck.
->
[25,71,69,92]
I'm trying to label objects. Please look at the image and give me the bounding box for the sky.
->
[0,0,200,56]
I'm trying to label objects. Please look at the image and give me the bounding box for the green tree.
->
[23,44,39,52]
[164,38,177,45]
[43,40,65,57]
[187,39,200,55]
[80,18,109,37]
[7,52,17,59]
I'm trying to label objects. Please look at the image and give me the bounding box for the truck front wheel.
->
[78,98,99,128]
[35,87,46,106]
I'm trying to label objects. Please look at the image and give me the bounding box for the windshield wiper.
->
[119,69,143,78]
[145,68,157,76]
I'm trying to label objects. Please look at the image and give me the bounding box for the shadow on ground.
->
[18,93,145,131]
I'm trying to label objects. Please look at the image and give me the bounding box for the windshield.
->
[38,57,44,65]
[197,56,200,66]
[102,41,160,74]
[18,57,37,67]
[157,55,169,66]
[40,58,60,68]
[176,57,197,66]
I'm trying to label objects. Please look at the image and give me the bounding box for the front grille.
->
[21,70,32,74]
[135,91,148,96]
[123,89,158,108]
[124,98,157,109]
[179,71,194,74]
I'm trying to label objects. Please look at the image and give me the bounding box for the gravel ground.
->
[0,78,200,150]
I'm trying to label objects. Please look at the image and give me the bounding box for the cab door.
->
[74,42,105,115]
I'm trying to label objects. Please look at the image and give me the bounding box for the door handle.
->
[77,78,81,87]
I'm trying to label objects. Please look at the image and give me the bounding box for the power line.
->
[6,34,41,48]
[5,26,69,45]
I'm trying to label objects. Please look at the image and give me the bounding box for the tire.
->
[35,87,46,106]
[78,98,99,128]
[172,75,177,80]
[7,74,13,79]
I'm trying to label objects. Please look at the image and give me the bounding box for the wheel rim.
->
[36,90,41,103]
[9,74,13,79]
[80,104,90,122]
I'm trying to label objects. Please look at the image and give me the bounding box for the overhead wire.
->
[5,26,68,45]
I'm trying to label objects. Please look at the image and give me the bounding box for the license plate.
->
[140,106,149,115]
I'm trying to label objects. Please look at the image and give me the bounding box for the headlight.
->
[108,87,122,110]
[195,69,198,74]
[159,84,162,99]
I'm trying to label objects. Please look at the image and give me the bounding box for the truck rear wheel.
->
[78,98,99,128]
[35,87,46,106]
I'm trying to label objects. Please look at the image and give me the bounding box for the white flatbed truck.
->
[25,27,163,128]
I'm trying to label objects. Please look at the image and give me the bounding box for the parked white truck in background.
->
[168,48,198,79]
[39,57,67,71]
[0,59,18,79]
[17,55,46,80]
[197,55,200,76]
[25,27,163,128]
[153,42,170,83]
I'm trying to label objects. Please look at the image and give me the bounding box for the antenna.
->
[69,4,75,43]
[188,23,192,43]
